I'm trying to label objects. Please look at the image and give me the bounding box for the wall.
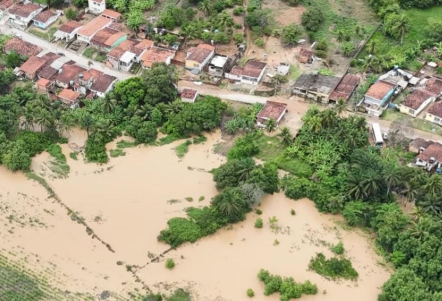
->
[425,112,442,125]
[400,97,434,118]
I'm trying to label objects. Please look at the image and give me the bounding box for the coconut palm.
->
[101,97,117,113]
[347,171,365,200]
[334,98,346,116]
[305,115,322,133]
[265,118,277,133]
[422,174,442,197]
[212,188,245,220]
[198,0,211,16]
[237,158,256,182]
[217,11,231,29]
[392,14,409,45]
[165,99,184,116]
[383,166,401,196]
[58,113,75,136]
[361,170,384,198]
[277,127,293,146]
[419,194,442,215]
[321,109,337,128]
[34,108,52,132]
[136,103,154,121]
[79,113,95,137]
[95,118,115,141]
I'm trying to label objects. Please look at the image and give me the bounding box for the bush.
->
[341,42,355,57]
[255,218,263,228]
[227,131,261,160]
[158,217,202,247]
[290,209,296,215]
[65,8,77,20]
[281,24,302,46]
[233,33,244,44]
[213,32,230,44]
[254,37,265,48]
[342,201,372,227]
[233,7,245,15]
[165,258,175,269]
[255,209,262,215]
[301,9,324,32]
[85,134,108,163]
[257,269,318,298]
[247,289,254,297]
[308,253,358,280]
[331,242,345,255]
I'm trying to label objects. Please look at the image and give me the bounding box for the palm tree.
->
[400,181,419,203]
[237,158,256,182]
[101,97,117,113]
[198,0,211,16]
[321,109,337,127]
[58,113,75,136]
[305,115,322,133]
[266,118,277,133]
[393,14,409,45]
[383,166,401,196]
[334,98,346,116]
[419,194,442,215]
[212,188,245,219]
[422,175,442,197]
[79,113,95,137]
[277,127,293,146]
[217,11,231,29]
[95,118,115,141]
[165,99,184,116]
[136,103,154,121]
[410,217,440,240]
[361,170,384,199]
[347,171,365,200]
[34,108,52,132]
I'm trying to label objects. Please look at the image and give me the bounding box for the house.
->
[399,89,436,118]
[101,9,121,22]
[107,39,154,71]
[415,142,442,171]
[90,74,117,97]
[256,101,288,127]
[33,10,58,29]
[298,48,313,64]
[185,44,215,72]
[329,74,360,102]
[3,38,42,57]
[409,138,434,154]
[180,88,198,103]
[141,46,176,69]
[226,60,267,86]
[54,21,83,42]
[0,0,14,12]
[208,55,228,77]
[19,56,46,80]
[90,27,127,51]
[38,55,75,80]
[361,80,396,117]
[36,77,53,92]
[73,68,102,95]
[77,16,112,44]
[55,64,87,88]
[292,73,340,103]
[425,102,442,126]
[88,0,106,14]
[423,77,442,98]
[58,88,81,108]
[8,3,43,27]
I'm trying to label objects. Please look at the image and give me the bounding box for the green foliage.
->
[254,37,264,48]
[165,258,175,269]
[65,8,78,20]
[143,293,163,301]
[331,242,345,255]
[175,140,191,158]
[227,131,261,160]
[69,152,78,160]
[158,217,203,247]
[309,253,358,280]
[247,288,254,297]
[193,135,207,144]
[301,9,324,32]
[254,218,263,228]
[5,50,21,68]
[290,209,296,216]
[0,263,44,301]
[110,148,126,157]
[281,24,302,46]
[166,289,191,301]
[342,201,372,227]
[318,68,333,76]
[85,134,108,164]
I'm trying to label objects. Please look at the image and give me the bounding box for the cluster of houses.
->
[3,37,117,108]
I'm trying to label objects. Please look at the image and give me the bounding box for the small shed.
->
[256,100,288,127]
[180,88,198,103]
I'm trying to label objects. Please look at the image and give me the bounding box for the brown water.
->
[0,129,390,300]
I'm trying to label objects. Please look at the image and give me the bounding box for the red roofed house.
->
[19,56,46,80]
[54,21,83,42]
[256,101,288,127]
[3,37,42,57]
[298,48,313,64]
[58,88,81,108]
[0,0,14,12]
[36,77,53,93]
[399,89,436,117]
[225,60,267,86]
[101,9,121,22]
[107,39,154,71]
[90,27,127,52]
[90,74,117,97]
[33,10,58,29]
[329,74,360,102]
[415,142,442,171]
[180,88,199,103]
[362,80,396,117]
[77,16,112,43]
[73,68,102,95]
[426,102,442,126]
[185,44,215,73]
[424,77,442,98]
[141,46,176,69]
[8,3,43,27]
[88,0,106,14]
[55,64,87,88]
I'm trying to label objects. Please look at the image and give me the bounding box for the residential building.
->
[225,60,267,86]
[53,21,83,41]
[185,44,215,72]
[180,88,198,103]
[73,68,102,95]
[362,80,396,117]
[101,9,121,22]
[58,88,81,108]
[292,73,340,103]
[141,46,175,69]
[399,89,436,117]
[19,56,46,80]
[107,39,154,71]
[425,102,442,126]
[3,37,42,56]
[88,0,106,14]
[409,138,433,154]
[90,74,117,97]
[33,10,58,29]
[55,64,87,88]
[0,0,14,12]
[90,27,127,51]
[36,77,53,93]
[415,142,442,171]
[208,55,228,77]
[8,3,43,27]
[256,101,288,127]
[77,16,112,44]
[423,76,442,98]
[328,74,360,102]
[298,48,313,64]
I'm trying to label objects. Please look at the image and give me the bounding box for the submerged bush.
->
[308,253,358,280]
[165,258,175,269]
[255,218,263,228]
[247,288,254,297]
[331,242,345,255]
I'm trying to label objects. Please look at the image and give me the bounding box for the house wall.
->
[107,56,119,69]
[34,15,58,29]
[400,97,435,118]
[185,50,215,71]
[88,0,105,14]
[425,112,442,126]
[92,79,117,98]
[364,95,383,106]
[9,8,43,27]
[225,73,241,81]
[55,80,69,89]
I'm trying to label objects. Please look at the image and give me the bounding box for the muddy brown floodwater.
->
[0,129,390,300]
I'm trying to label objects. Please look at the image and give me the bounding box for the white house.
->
[226,60,267,86]
[185,44,215,72]
[398,89,436,118]
[77,16,112,44]
[415,142,442,171]
[8,3,43,27]
[33,10,58,29]
[90,74,117,97]
[88,0,106,14]
[53,21,83,42]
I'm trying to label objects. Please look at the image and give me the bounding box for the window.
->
[409,109,415,115]
[435,117,441,123]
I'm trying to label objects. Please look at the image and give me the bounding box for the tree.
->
[65,8,78,20]
[378,268,432,301]
[341,42,355,57]
[213,158,257,189]
[383,166,401,196]
[127,10,144,32]
[281,24,302,46]
[422,175,442,197]
[334,98,346,116]
[163,34,178,46]
[2,140,32,171]
[384,13,409,45]
[426,18,442,42]
[5,51,20,68]
[141,63,177,106]
[0,69,15,94]
[72,0,88,8]
[301,9,324,32]
[212,187,247,222]
[265,118,276,133]
[101,97,117,113]
[342,201,372,227]
[277,127,293,146]
[78,113,95,137]
[34,108,53,132]
[45,0,64,8]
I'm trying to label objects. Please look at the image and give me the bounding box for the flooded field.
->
[0,129,390,300]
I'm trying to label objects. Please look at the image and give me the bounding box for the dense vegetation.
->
[257,269,318,300]
[308,253,358,280]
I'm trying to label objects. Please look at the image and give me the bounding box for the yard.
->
[382,109,442,135]
[82,47,107,63]
[28,27,58,42]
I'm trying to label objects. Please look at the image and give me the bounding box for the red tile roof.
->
[329,74,360,102]
[298,48,313,63]
[56,64,87,84]
[418,142,442,162]
[58,21,83,34]
[33,10,56,23]
[19,56,46,75]
[242,60,266,78]
[58,88,80,103]
[91,74,116,93]
[108,40,136,59]
[3,38,42,57]
[365,80,395,100]
[141,47,175,68]
[132,39,154,55]
[36,77,51,87]
[187,44,214,63]
[229,65,244,76]
[181,88,198,99]
[91,27,126,48]
[257,101,287,123]
[0,0,14,10]
[78,16,111,38]
[425,77,442,95]
[9,3,41,18]
[428,101,442,118]
[101,9,121,19]
[402,89,435,110]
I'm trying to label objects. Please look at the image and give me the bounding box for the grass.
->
[289,65,301,81]
[157,134,180,145]
[69,152,78,160]
[175,140,192,158]
[46,144,70,178]
[83,47,94,58]
[116,140,136,148]
[382,109,442,135]
[28,27,57,41]
[95,52,107,62]
[110,149,126,157]
[193,135,207,144]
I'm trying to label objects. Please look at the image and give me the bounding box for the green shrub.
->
[193,135,207,144]
[255,218,263,228]
[165,258,175,269]
[158,217,202,247]
[110,148,126,157]
[175,140,191,158]
[308,253,358,280]
[247,288,254,297]
[254,37,265,48]
[290,209,296,215]
[143,293,163,301]
[233,7,245,15]
[331,242,345,255]
[167,289,191,301]
[227,131,261,159]
[69,152,78,160]
[255,209,262,215]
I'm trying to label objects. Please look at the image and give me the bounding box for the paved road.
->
[0,24,131,80]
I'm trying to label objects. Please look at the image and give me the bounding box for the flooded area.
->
[0,128,390,300]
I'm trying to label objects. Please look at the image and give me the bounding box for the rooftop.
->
[329,74,360,102]
[141,47,175,68]
[9,3,41,18]
[58,20,83,34]
[101,9,121,19]
[58,88,80,104]
[418,142,442,162]
[56,64,87,84]
[107,40,136,59]
[19,56,46,75]
[3,38,42,57]
[181,88,198,99]
[402,89,435,110]
[293,73,340,95]
[78,16,112,38]
[428,101,442,118]
[187,44,214,63]
[91,27,126,48]
[209,55,228,68]
[50,56,73,70]
[133,39,154,54]
[120,51,136,63]
[425,77,442,95]
[409,138,434,151]
[243,60,266,78]
[257,101,288,122]
[36,77,51,87]
[81,68,102,81]
[33,10,56,23]
[365,80,396,100]
[0,0,14,9]
[91,74,116,93]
